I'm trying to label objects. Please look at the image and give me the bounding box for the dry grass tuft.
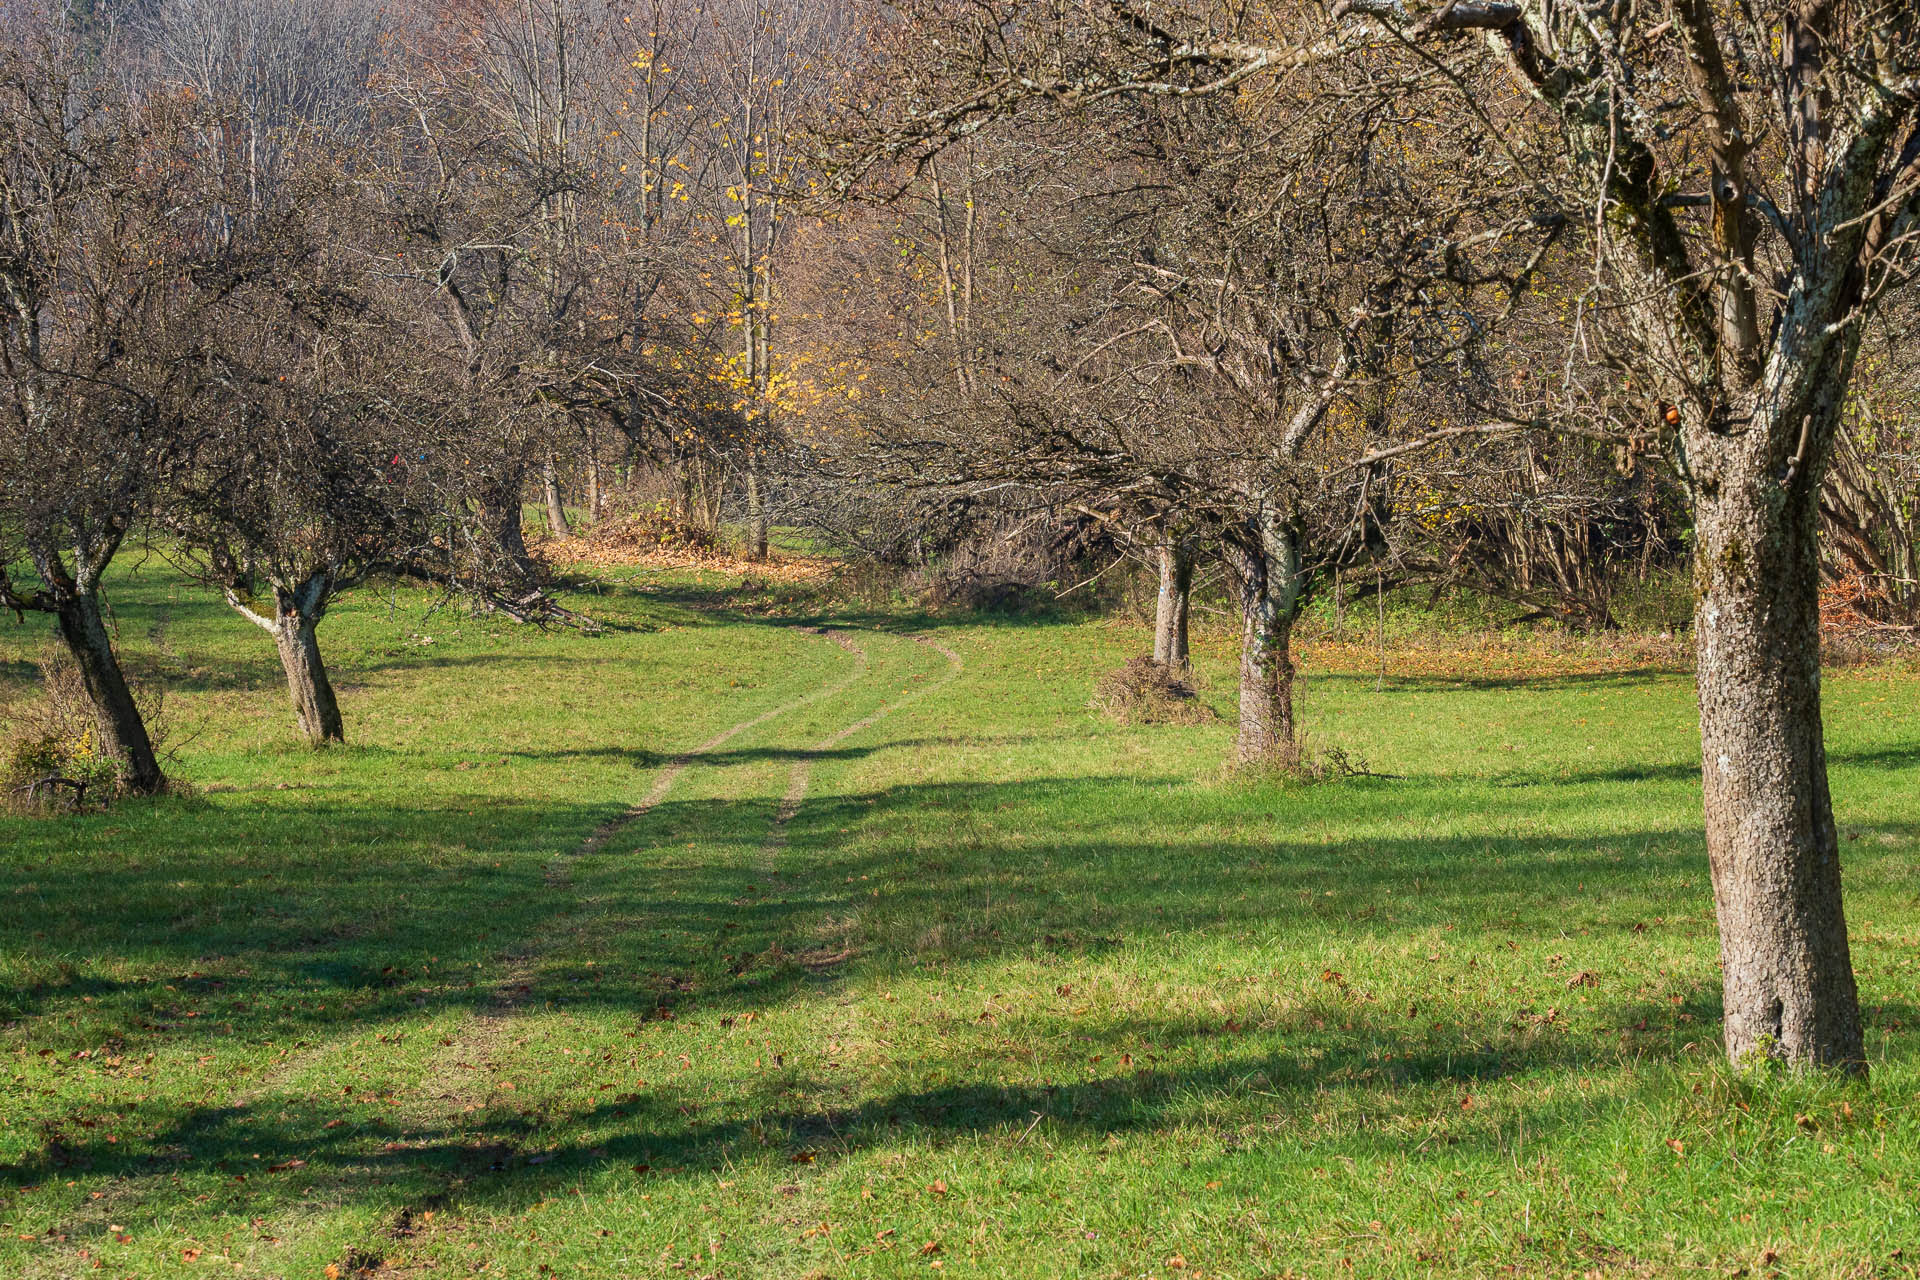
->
[1090,656,1216,725]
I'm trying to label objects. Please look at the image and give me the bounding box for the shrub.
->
[0,647,173,812]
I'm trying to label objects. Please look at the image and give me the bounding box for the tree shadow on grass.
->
[4,766,1917,1237]
[6,756,1912,1038]
[0,763,1825,1030]
[0,991,1703,1188]
[504,734,1048,772]
[23,974,1915,1234]
[1531,743,1920,788]
[1313,667,1695,695]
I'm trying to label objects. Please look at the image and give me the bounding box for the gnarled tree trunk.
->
[477,467,537,581]
[1690,389,1864,1071]
[273,613,344,746]
[227,571,345,746]
[1153,542,1193,670]
[51,583,165,795]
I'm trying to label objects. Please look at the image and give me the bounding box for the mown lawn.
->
[2,561,1917,1279]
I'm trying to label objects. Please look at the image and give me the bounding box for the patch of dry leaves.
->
[535,512,838,585]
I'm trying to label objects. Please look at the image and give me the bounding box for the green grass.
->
[2,560,1918,1278]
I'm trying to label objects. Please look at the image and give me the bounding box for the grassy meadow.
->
[2,557,1918,1279]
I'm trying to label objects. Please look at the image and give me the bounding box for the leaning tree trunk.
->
[273,614,345,746]
[1153,543,1194,670]
[542,454,572,538]
[1225,512,1306,768]
[228,573,345,746]
[52,585,165,795]
[1691,394,1864,1072]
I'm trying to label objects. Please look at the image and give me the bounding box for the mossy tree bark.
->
[1687,377,1866,1070]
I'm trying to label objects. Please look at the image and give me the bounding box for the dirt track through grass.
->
[388,622,960,1227]
[399,624,878,1169]
[761,630,965,862]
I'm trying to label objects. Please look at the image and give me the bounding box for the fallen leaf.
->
[1167,1255,1188,1270]
[920,1240,943,1256]
[929,1180,947,1195]
[181,1248,202,1262]
[266,1159,306,1173]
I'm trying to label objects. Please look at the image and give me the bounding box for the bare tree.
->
[1417,0,1918,1072]
[837,0,1920,1067]
[688,0,857,559]
[1152,540,1195,670]
[825,21,1469,766]
[138,0,389,203]
[162,212,418,746]
[1823,301,1920,629]
[0,38,216,795]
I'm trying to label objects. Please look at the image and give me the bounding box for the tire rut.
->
[396,625,870,1139]
[561,625,869,872]
[366,626,962,1265]
[759,630,964,862]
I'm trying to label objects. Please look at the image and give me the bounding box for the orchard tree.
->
[828,17,1510,766]
[164,239,417,747]
[1400,0,1919,1072]
[0,39,216,795]
[846,0,1920,1071]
